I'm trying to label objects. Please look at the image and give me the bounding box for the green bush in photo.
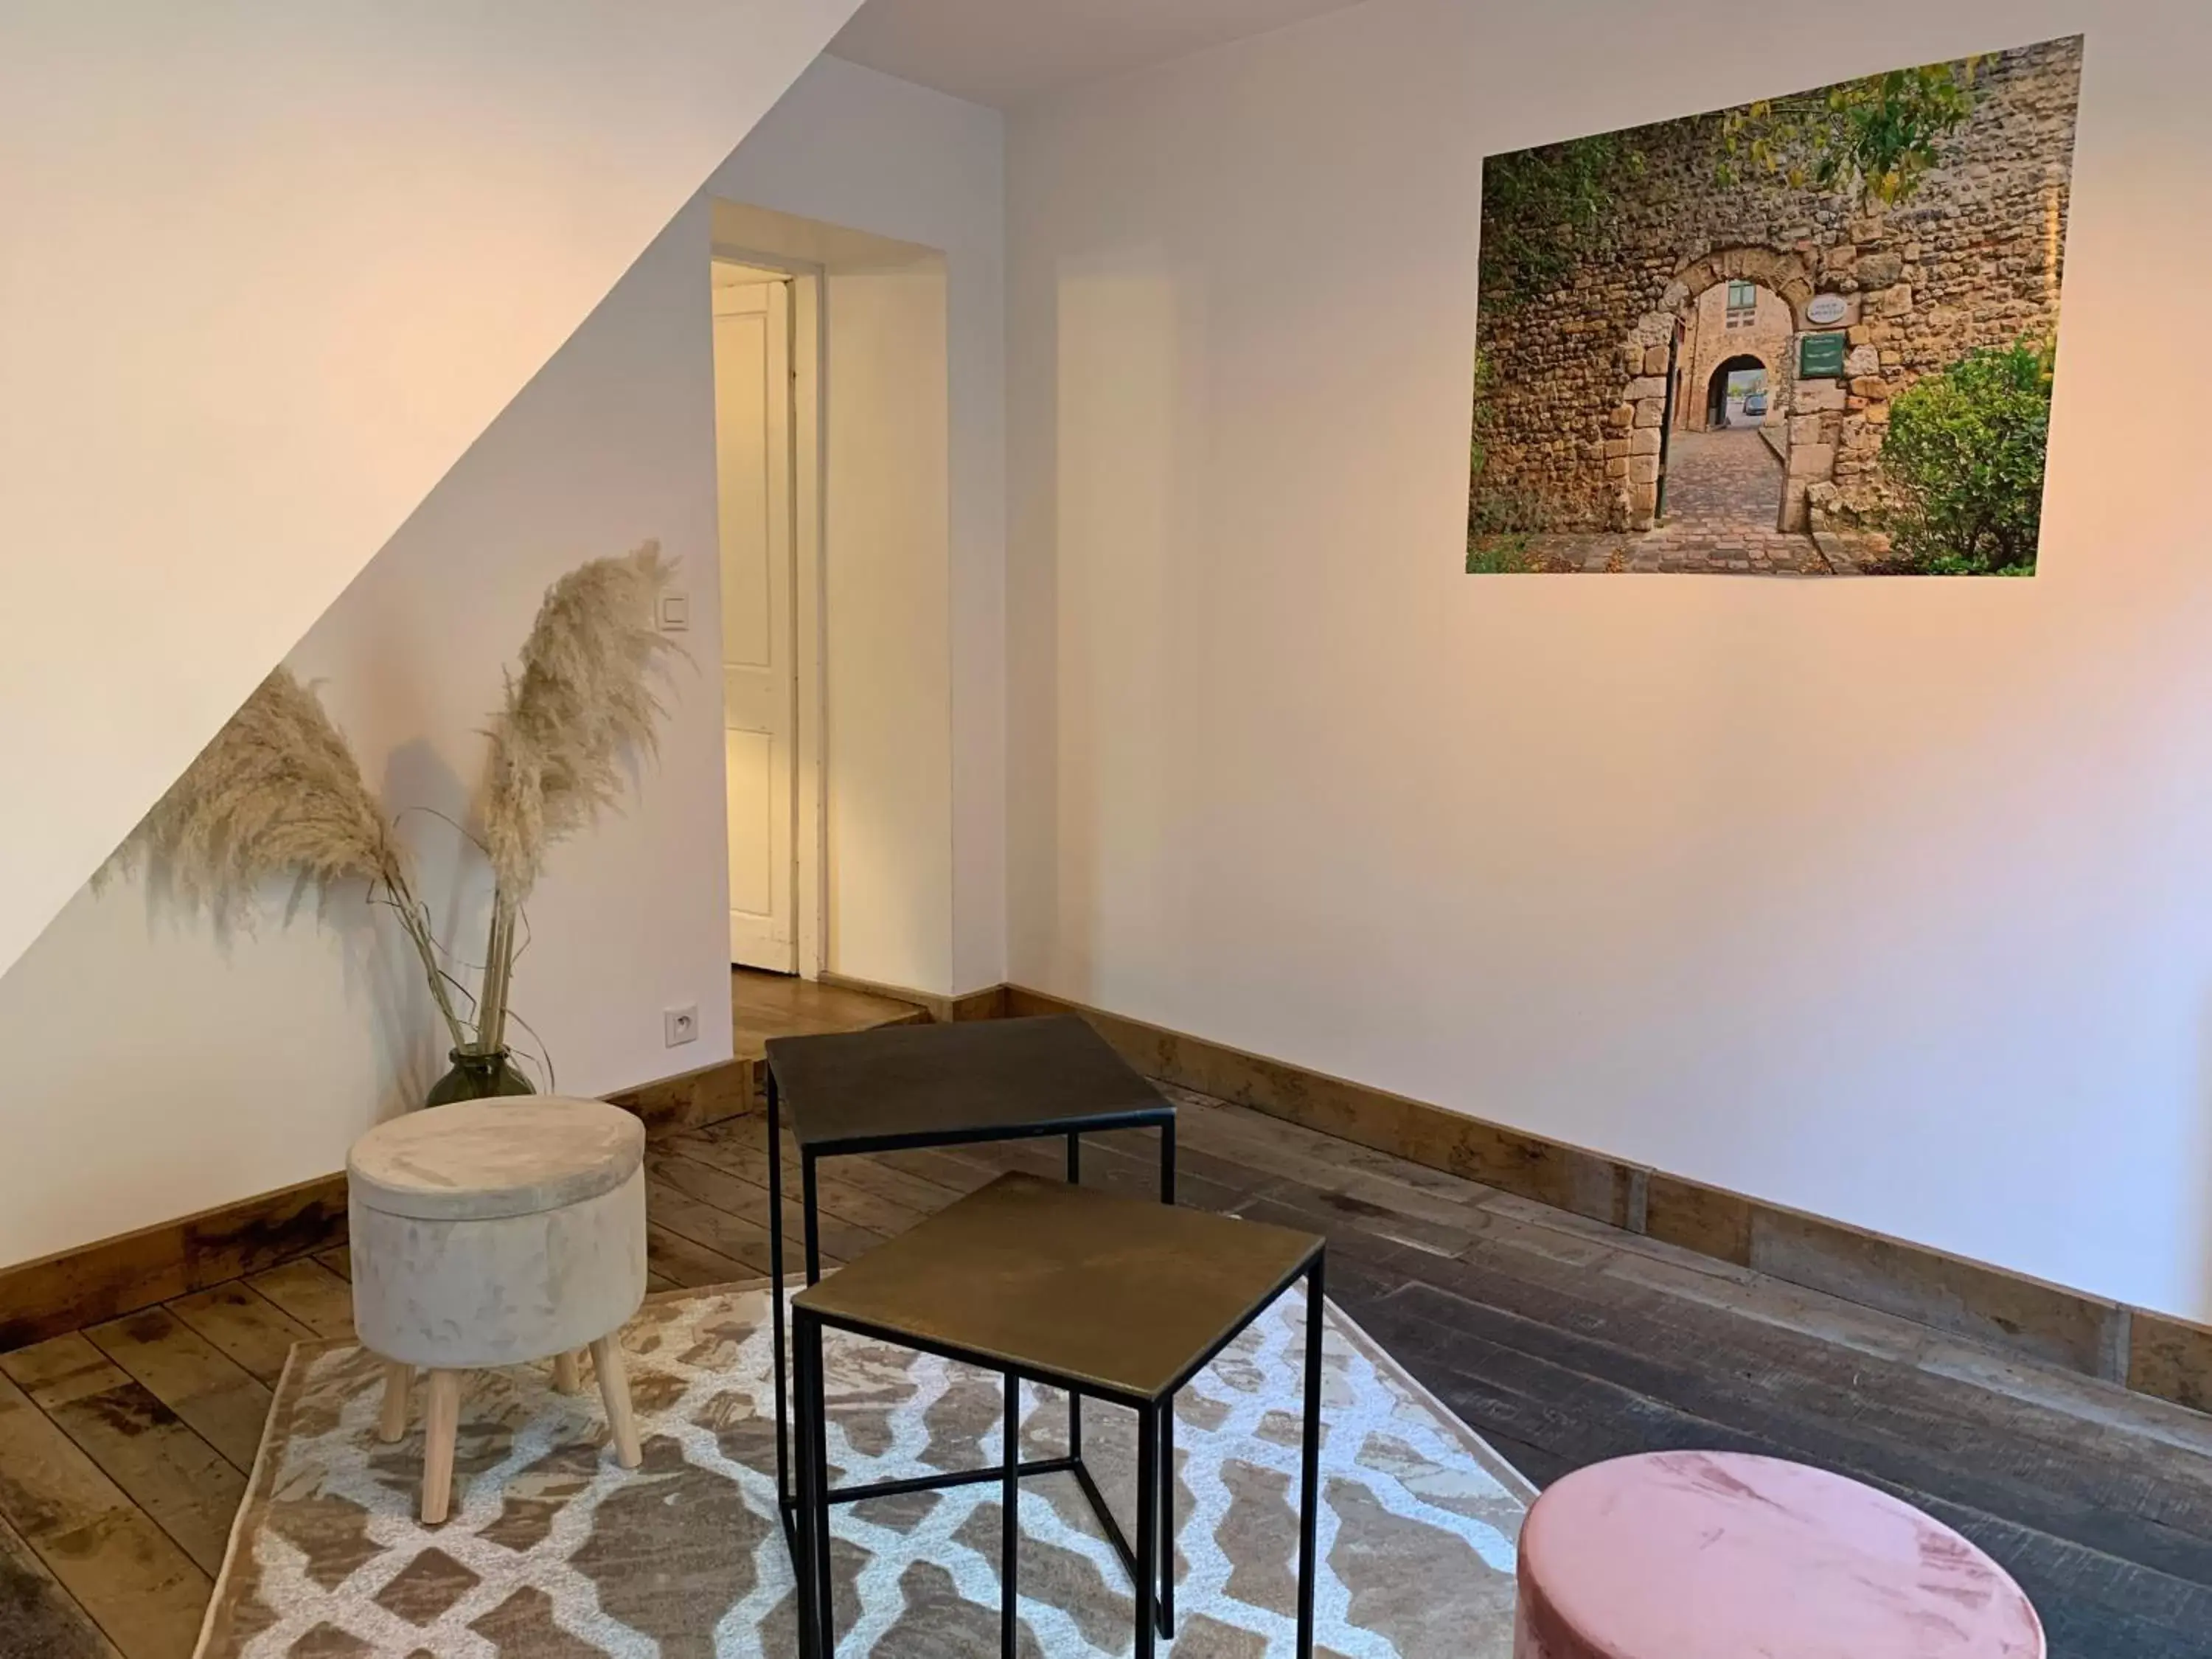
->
[1466,532,1541,574]
[1879,338,2053,574]
[1467,347,1570,564]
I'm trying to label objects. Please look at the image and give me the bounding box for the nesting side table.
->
[762,1016,1176,1554]
[791,1172,1326,1659]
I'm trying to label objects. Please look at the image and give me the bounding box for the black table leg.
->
[801,1310,827,1659]
[1297,1253,1325,1659]
[801,1152,827,1647]
[769,1071,790,1518]
[1065,1132,1082,1462]
[1001,1370,1020,1658]
[1135,1404,1158,1659]
[1159,1395,1175,1638]
[1158,1114,1175,1615]
[803,1309,835,1658]
[802,1150,822,1286]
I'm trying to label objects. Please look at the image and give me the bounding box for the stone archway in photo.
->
[1614,247,1834,531]
[1703,352,1769,428]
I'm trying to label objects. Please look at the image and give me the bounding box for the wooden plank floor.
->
[6,1088,2212,1657]
[728,967,928,1063]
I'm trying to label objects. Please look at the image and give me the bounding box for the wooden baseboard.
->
[606,1054,760,1137]
[0,1174,349,1352]
[14,980,2212,1423]
[816,971,1007,1025]
[609,977,1004,1138]
[949,984,1011,1022]
[1002,984,2212,1416]
[0,1049,767,1353]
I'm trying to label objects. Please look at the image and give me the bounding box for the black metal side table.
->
[792,1170,1326,1659]
[762,1015,1177,1562]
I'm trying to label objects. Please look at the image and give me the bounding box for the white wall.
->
[0,0,861,984]
[0,52,1006,1269]
[1006,0,2212,1318]
[708,56,1009,995]
[823,263,959,989]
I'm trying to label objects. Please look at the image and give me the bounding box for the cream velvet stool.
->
[347,1097,649,1524]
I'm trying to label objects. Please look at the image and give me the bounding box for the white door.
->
[712,274,798,971]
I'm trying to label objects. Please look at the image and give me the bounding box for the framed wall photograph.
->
[1466,36,2082,576]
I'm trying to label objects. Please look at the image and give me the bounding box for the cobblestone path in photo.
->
[1472,426,1843,575]
[1663,427,1784,523]
[1630,428,1823,572]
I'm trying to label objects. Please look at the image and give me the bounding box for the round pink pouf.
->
[1515,1452,2043,1659]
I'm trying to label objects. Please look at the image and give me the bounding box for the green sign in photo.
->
[1799,331,1848,379]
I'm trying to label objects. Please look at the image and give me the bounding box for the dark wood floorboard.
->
[0,1509,117,1659]
[3,1087,2211,1656]
[728,967,928,1062]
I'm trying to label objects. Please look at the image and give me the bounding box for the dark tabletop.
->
[763,1014,1172,1152]
[793,1172,1322,1402]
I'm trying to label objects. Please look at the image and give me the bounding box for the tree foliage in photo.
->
[1719,58,1983,204]
[1878,338,2053,575]
[1478,133,1641,313]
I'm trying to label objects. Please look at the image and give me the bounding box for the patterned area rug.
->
[198,1282,1529,1657]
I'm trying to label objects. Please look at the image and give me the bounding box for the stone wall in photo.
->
[1472,36,2081,533]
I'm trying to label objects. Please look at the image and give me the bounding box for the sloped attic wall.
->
[0,55,1008,1273]
[0,0,865,981]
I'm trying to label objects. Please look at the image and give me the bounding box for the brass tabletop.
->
[793,1172,1321,1402]
[764,1015,1171,1150]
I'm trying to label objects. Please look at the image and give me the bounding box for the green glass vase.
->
[424,1045,535,1107]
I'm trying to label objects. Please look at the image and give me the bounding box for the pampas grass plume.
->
[483,542,675,904]
[105,668,400,924]
[97,543,677,1068]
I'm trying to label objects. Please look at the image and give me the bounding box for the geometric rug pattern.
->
[196,1281,1528,1657]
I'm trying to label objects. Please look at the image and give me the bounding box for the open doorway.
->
[711,257,820,975]
[709,197,958,1002]
[1641,264,1806,542]
[1704,353,1768,429]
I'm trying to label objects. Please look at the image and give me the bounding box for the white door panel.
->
[726,728,775,920]
[712,274,796,971]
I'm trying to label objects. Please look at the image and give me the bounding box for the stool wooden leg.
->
[553,1349,583,1394]
[592,1333,641,1469]
[377,1361,412,1444]
[421,1370,462,1525]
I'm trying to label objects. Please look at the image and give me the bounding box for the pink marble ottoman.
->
[1515,1451,2043,1659]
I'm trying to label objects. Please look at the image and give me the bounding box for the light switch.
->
[658,592,691,632]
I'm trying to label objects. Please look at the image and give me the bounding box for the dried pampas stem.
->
[104,669,468,1046]
[97,545,679,1077]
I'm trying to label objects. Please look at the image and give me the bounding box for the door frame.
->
[712,248,828,980]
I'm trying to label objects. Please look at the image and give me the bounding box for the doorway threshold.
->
[731,967,929,1063]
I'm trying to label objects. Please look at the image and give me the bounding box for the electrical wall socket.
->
[664,1003,700,1048]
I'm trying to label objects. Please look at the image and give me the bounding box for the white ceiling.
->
[826,0,1371,108]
